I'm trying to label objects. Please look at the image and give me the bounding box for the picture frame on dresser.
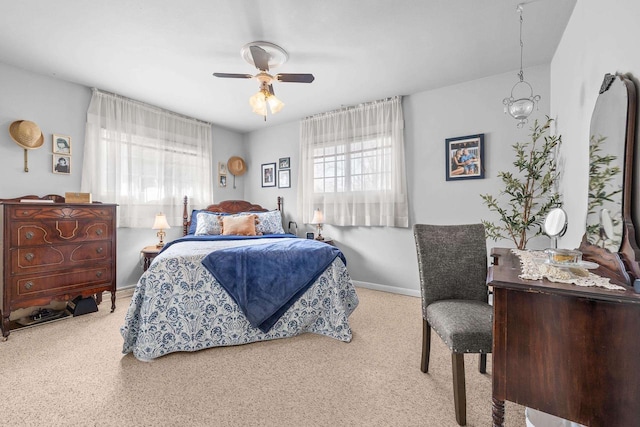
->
[0,195,117,339]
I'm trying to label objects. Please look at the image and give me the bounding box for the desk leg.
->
[492,397,505,427]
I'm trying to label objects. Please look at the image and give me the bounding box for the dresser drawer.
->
[12,267,112,297]
[9,205,114,220]
[11,242,112,274]
[12,220,112,246]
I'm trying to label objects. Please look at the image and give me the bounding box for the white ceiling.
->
[0,0,576,134]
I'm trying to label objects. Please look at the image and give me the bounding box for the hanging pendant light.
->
[503,4,540,128]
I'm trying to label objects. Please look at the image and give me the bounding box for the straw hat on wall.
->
[9,120,44,149]
[227,156,247,176]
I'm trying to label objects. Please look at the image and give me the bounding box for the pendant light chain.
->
[518,9,524,82]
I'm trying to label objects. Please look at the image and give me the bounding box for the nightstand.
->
[141,245,161,271]
[317,237,335,246]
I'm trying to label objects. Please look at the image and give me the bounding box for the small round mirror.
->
[544,208,568,238]
[544,208,568,249]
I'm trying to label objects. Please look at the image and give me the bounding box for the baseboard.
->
[112,282,420,299]
[353,280,420,298]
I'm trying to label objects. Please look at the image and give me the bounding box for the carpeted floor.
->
[0,287,525,426]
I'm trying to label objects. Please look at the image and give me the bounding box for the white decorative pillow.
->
[194,212,224,235]
[251,210,285,234]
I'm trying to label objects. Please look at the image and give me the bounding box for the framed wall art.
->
[53,155,71,174]
[218,174,227,188]
[278,169,290,188]
[218,161,227,174]
[261,163,276,187]
[53,134,71,155]
[445,133,485,181]
[279,157,290,169]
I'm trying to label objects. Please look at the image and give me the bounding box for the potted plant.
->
[481,117,562,249]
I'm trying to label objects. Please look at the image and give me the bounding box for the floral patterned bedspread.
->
[121,238,359,361]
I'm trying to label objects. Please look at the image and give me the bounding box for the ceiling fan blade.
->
[249,45,270,71]
[213,73,254,79]
[276,73,315,83]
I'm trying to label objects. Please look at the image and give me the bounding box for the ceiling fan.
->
[213,41,315,119]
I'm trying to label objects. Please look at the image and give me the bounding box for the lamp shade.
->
[310,208,324,225]
[267,94,284,114]
[152,213,171,230]
[249,89,284,116]
[249,91,267,116]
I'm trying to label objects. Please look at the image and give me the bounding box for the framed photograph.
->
[218,161,227,174]
[53,134,71,155]
[306,232,315,239]
[279,157,290,169]
[261,163,276,187]
[53,155,71,174]
[445,134,485,181]
[218,173,227,188]
[278,169,291,188]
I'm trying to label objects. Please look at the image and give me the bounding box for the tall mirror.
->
[580,73,639,285]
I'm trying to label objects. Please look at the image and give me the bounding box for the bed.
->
[121,198,359,361]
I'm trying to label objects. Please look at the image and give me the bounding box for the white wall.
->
[551,0,640,249]
[12,0,632,297]
[245,65,551,295]
[0,61,246,290]
[0,63,90,194]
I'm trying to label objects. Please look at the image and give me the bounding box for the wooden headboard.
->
[182,196,283,235]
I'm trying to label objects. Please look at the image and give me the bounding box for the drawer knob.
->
[24,253,34,262]
[96,229,103,236]
[96,247,104,254]
[22,211,29,216]
[96,271,103,278]
[25,231,34,240]
[24,281,33,290]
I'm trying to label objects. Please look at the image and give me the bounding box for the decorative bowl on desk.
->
[543,248,599,271]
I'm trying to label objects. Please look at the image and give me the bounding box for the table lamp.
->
[152,213,171,247]
[310,208,324,241]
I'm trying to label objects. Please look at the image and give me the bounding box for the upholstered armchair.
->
[413,223,493,426]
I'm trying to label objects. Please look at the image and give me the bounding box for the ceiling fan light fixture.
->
[249,89,284,118]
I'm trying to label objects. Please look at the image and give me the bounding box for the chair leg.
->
[478,353,487,374]
[421,319,431,373]
[452,352,467,426]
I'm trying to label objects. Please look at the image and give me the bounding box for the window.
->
[81,89,213,227]
[298,96,408,227]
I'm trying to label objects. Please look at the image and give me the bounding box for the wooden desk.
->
[489,248,640,427]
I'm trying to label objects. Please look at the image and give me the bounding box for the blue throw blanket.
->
[201,239,346,333]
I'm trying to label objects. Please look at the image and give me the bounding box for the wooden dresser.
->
[490,248,640,427]
[0,199,117,338]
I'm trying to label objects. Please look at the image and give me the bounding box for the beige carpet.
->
[0,287,525,426]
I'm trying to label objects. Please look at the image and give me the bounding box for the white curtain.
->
[297,96,408,227]
[81,89,213,227]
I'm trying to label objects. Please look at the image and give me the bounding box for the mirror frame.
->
[579,73,639,286]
